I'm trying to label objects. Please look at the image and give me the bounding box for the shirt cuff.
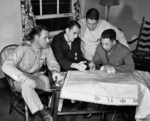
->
[18,74,28,83]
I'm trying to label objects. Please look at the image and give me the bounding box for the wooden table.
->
[48,71,133,121]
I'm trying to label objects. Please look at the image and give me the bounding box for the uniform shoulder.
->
[117,42,130,53]
[96,43,103,51]
[14,41,32,52]
[20,41,32,47]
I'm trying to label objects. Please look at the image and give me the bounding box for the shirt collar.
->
[30,41,40,53]
[64,33,72,43]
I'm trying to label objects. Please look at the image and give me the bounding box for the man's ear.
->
[66,28,69,34]
[34,34,39,40]
[113,40,116,45]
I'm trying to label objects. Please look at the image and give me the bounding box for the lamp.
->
[99,0,120,21]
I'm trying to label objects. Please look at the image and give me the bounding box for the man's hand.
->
[101,65,115,73]
[71,61,87,71]
[24,78,36,89]
[88,61,96,70]
[52,71,64,82]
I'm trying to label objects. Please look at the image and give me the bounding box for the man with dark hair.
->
[2,25,63,121]
[51,20,87,71]
[84,29,135,119]
[90,29,135,73]
[86,8,99,22]
[78,8,129,61]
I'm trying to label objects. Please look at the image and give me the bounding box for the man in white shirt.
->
[78,8,129,61]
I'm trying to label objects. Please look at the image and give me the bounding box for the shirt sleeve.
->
[45,46,60,72]
[113,51,135,73]
[2,45,28,82]
[112,26,129,49]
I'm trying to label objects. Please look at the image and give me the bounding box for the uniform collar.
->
[107,41,118,53]
[30,41,40,53]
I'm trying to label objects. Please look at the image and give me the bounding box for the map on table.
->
[60,70,139,106]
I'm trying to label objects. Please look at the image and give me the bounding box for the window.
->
[31,0,73,35]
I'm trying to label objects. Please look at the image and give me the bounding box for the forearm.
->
[46,48,60,72]
[2,62,28,83]
[92,60,102,70]
[113,64,135,73]
[114,27,129,49]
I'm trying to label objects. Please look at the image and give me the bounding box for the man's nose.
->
[75,34,78,38]
[103,45,106,49]
[46,38,51,44]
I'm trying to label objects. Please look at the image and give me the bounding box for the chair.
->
[0,44,51,121]
[128,17,150,72]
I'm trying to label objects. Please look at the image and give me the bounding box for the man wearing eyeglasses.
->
[78,8,129,61]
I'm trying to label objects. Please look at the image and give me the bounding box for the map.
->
[60,70,139,106]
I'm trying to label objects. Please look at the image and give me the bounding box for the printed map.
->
[60,70,139,105]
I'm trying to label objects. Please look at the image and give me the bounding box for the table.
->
[49,84,126,121]
[49,70,140,121]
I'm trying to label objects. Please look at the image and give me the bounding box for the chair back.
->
[135,17,150,53]
[0,44,18,92]
[0,44,18,66]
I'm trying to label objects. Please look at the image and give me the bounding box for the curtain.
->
[72,0,82,21]
[20,0,36,40]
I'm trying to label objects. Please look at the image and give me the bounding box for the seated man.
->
[90,28,135,73]
[51,20,87,71]
[85,29,135,120]
[2,25,63,121]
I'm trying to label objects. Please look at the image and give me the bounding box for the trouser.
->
[14,73,51,114]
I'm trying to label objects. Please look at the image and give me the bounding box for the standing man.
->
[51,20,87,71]
[78,8,129,61]
[2,25,63,121]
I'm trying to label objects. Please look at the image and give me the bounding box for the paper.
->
[60,70,138,105]
[60,70,150,119]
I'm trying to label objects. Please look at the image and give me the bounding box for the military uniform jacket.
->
[93,41,135,73]
[2,41,60,82]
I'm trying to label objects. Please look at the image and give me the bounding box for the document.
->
[60,70,139,105]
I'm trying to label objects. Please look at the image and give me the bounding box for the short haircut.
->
[67,20,81,30]
[25,25,48,41]
[101,29,116,41]
[86,8,99,21]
